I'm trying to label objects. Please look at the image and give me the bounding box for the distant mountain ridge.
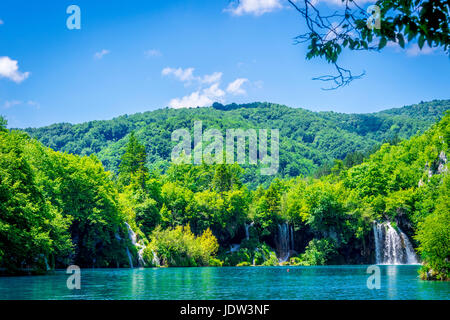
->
[22,99,450,185]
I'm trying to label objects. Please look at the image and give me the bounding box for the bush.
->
[261,251,279,266]
[299,238,337,266]
[236,261,251,267]
[209,257,223,267]
[416,211,449,280]
[146,225,219,267]
[221,248,252,266]
[253,243,277,266]
[289,257,302,266]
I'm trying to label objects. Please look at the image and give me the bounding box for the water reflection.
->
[0,265,448,300]
[386,265,398,299]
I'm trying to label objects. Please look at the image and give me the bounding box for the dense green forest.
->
[22,100,450,188]
[1,101,449,281]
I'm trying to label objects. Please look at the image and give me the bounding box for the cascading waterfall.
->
[44,257,50,271]
[126,247,134,268]
[125,222,146,267]
[275,222,294,262]
[245,224,250,240]
[244,222,254,240]
[373,222,419,265]
[290,225,295,251]
[38,254,50,271]
[152,251,160,267]
[229,244,240,252]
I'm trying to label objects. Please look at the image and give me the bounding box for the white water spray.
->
[125,222,146,267]
[275,222,294,263]
[373,222,419,265]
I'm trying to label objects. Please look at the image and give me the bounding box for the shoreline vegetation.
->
[0,101,449,281]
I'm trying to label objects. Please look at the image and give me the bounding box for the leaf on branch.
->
[397,33,405,48]
[378,37,387,50]
[418,34,425,49]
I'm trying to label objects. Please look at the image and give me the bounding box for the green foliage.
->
[22,100,449,187]
[298,238,337,266]
[0,116,7,132]
[0,131,73,272]
[118,131,148,187]
[291,1,450,87]
[146,225,219,267]
[221,248,252,266]
[250,181,286,235]
[0,128,132,272]
[209,257,223,267]
[415,175,450,280]
[1,104,449,281]
[261,251,279,266]
[41,151,128,267]
[366,1,450,54]
[289,256,302,266]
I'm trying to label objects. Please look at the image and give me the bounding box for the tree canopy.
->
[22,100,450,189]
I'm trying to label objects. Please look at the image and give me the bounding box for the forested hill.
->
[22,99,450,185]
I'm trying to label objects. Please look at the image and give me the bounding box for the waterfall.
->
[44,257,50,271]
[152,250,160,267]
[125,247,133,268]
[125,223,137,245]
[373,222,419,265]
[229,244,240,253]
[276,222,292,263]
[244,222,254,240]
[290,225,295,250]
[125,222,146,267]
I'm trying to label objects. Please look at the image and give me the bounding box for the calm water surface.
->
[0,265,448,300]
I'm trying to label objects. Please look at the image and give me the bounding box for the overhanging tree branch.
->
[288,0,450,89]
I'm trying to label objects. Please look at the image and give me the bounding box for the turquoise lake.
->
[0,265,448,300]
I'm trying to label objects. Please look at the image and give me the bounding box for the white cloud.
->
[406,44,437,56]
[226,0,374,16]
[3,100,39,109]
[162,67,223,85]
[0,19,4,25]
[164,67,250,109]
[94,49,110,60]
[225,0,282,16]
[169,91,211,109]
[226,78,248,95]
[0,56,30,83]
[203,83,225,98]
[309,0,374,5]
[253,80,264,89]
[169,83,225,109]
[386,41,439,56]
[26,100,40,108]
[201,72,223,84]
[144,49,162,57]
[2,100,21,109]
[162,67,195,82]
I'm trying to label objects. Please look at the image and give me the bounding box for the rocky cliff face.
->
[419,150,447,187]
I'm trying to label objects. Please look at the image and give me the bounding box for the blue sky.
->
[0,0,449,128]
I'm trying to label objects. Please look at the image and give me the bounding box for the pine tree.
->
[119,131,148,188]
